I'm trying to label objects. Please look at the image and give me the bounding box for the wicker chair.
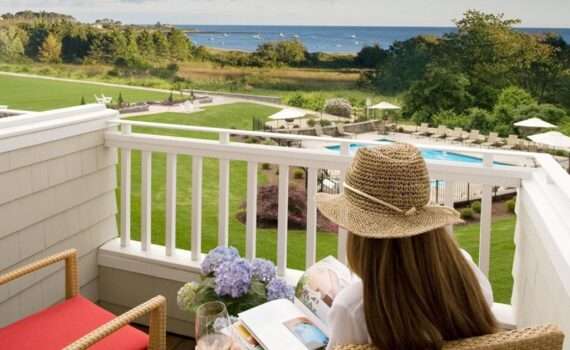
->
[334,324,564,350]
[0,249,167,350]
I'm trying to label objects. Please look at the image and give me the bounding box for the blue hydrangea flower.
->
[201,246,240,275]
[251,258,276,283]
[267,278,294,302]
[215,258,252,298]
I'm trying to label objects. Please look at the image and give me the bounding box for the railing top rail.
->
[109,119,538,160]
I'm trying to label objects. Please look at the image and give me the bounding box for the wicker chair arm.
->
[333,324,564,350]
[0,249,79,298]
[63,295,167,350]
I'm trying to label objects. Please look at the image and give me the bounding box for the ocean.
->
[178,25,570,54]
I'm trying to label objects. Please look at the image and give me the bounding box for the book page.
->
[239,299,329,350]
[295,256,355,325]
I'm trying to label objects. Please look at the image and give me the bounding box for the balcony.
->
[0,105,569,348]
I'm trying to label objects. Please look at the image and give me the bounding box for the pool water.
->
[325,140,488,165]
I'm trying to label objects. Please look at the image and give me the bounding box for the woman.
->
[316,143,497,350]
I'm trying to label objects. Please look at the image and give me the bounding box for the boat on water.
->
[253,34,261,39]
[351,34,357,38]
[279,32,285,37]
[293,34,300,38]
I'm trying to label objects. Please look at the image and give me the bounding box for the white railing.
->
[104,119,534,277]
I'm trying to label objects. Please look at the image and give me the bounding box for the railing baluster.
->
[120,124,132,248]
[218,132,230,247]
[141,151,152,251]
[277,164,289,276]
[479,155,493,276]
[192,156,203,261]
[337,144,350,264]
[306,167,318,269]
[246,161,258,260]
[165,153,177,256]
[444,180,456,235]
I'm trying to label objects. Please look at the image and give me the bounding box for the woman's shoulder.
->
[333,278,364,310]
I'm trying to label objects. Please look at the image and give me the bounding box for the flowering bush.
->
[178,246,294,315]
[235,185,338,232]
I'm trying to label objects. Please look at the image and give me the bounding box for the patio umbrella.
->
[368,101,401,120]
[529,131,570,173]
[369,101,401,111]
[528,131,570,150]
[268,108,307,128]
[514,117,557,129]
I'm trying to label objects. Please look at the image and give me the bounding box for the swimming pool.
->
[325,140,491,165]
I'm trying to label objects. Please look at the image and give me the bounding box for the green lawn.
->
[455,216,515,304]
[0,75,168,111]
[125,103,516,304]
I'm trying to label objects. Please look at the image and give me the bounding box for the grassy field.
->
[126,105,515,304]
[0,74,169,111]
[0,62,396,106]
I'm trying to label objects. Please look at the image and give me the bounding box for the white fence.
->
[105,119,534,277]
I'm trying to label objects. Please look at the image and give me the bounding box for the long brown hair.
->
[346,228,497,350]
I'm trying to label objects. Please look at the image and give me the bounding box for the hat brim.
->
[316,193,464,238]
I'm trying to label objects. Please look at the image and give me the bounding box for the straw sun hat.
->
[316,143,462,238]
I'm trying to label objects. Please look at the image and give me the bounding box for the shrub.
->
[307,118,316,127]
[320,119,332,127]
[235,185,337,232]
[471,201,481,214]
[324,98,352,118]
[460,208,474,220]
[293,169,305,179]
[261,163,271,170]
[506,198,516,213]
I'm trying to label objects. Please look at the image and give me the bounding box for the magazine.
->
[237,256,356,350]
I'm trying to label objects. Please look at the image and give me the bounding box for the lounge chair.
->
[482,132,503,147]
[464,129,484,145]
[334,324,564,350]
[431,125,448,139]
[413,123,430,136]
[447,127,465,142]
[0,249,167,350]
[337,124,356,138]
[502,134,520,150]
[314,124,324,137]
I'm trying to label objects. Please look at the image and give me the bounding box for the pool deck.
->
[302,131,537,167]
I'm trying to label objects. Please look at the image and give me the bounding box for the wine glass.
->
[195,301,233,350]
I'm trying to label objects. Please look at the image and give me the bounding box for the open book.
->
[235,256,356,350]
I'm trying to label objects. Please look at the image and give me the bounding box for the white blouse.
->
[326,250,493,350]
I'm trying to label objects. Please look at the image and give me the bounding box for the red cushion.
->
[0,295,149,350]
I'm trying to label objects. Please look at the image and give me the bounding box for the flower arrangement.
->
[177,246,294,316]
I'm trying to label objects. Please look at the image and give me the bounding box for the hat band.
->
[343,182,418,216]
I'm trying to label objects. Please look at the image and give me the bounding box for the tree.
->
[493,86,536,126]
[152,31,170,58]
[25,25,49,59]
[168,28,191,60]
[466,108,495,133]
[0,27,25,60]
[371,35,440,92]
[38,33,62,63]
[137,30,155,57]
[355,44,386,68]
[403,66,473,122]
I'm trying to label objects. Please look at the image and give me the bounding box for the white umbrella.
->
[528,131,570,150]
[514,117,557,129]
[369,102,401,110]
[268,108,307,121]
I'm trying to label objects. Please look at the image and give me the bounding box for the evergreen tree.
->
[25,25,49,59]
[118,92,125,106]
[124,28,139,57]
[38,33,62,63]
[80,96,86,105]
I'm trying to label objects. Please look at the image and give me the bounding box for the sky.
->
[1,0,569,28]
